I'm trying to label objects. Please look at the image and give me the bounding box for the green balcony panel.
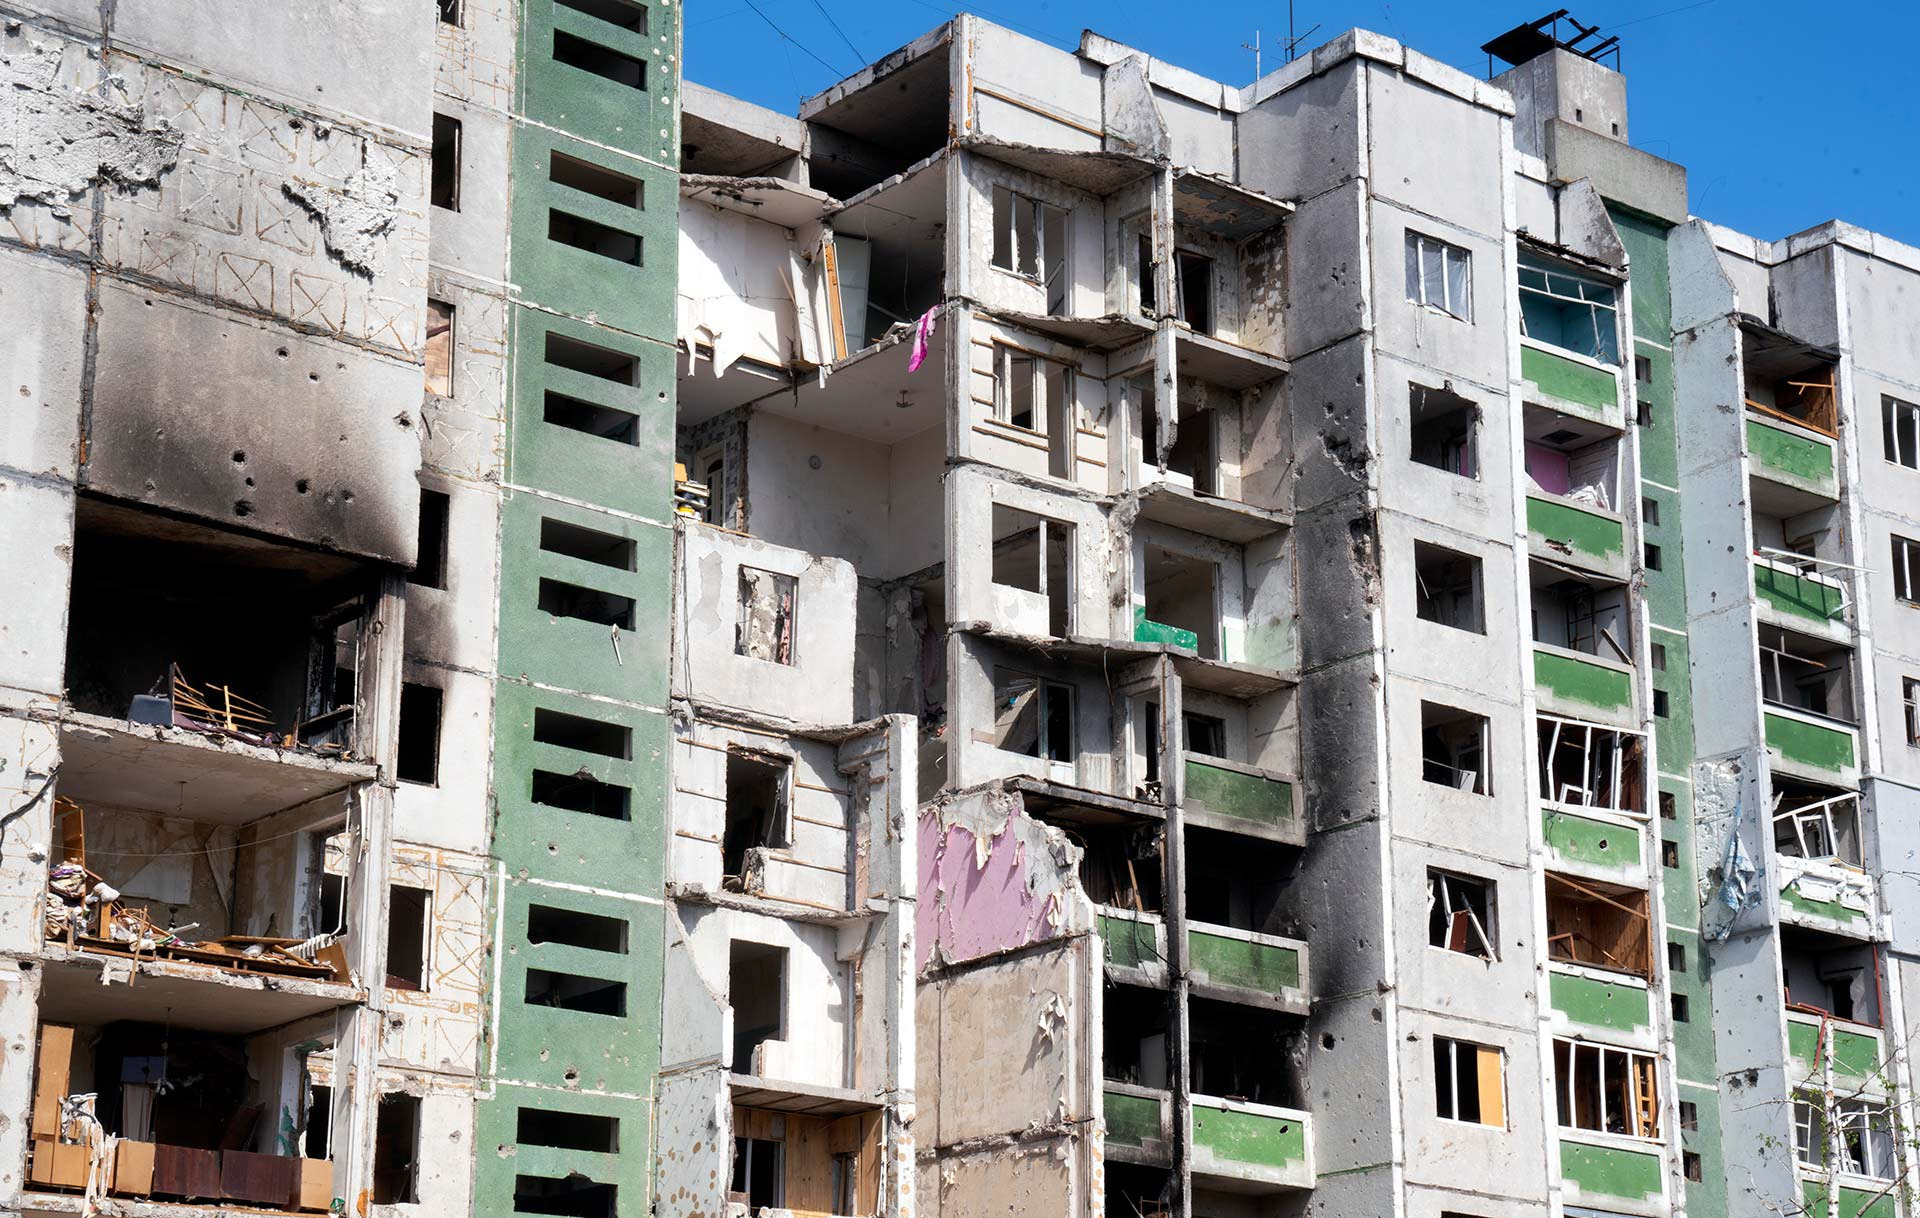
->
[1534,648,1634,712]
[1549,970,1652,1036]
[1802,1179,1898,1218]
[1523,345,1619,416]
[1102,1088,1165,1150]
[1753,562,1847,624]
[1188,925,1302,995]
[1134,605,1199,651]
[1542,809,1644,869]
[1787,1018,1883,1079]
[1099,913,1161,972]
[1527,496,1626,565]
[1560,1139,1663,1204]
[1747,417,1837,488]
[1764,711,1856,776]
[1184,758,1295,831]
[1781,879,1871,930]
[1190,1100,1309,1185]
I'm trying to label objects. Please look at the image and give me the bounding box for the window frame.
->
[1433,1035,1505,1127]
[990,184,1069,309]
[1894,534,1920,604]
[1517,251,1622,366]
[1554,1038,1660,1140]
[1405,231,1472,320]
[1884,395,1920,470]
[1428,869,1497,960]
[993,343,1073,438]
[1905,677,1920,747]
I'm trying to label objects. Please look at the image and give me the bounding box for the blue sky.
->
[686,0,1919,246]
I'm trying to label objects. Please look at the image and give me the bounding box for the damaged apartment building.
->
[673,11,1920,1218]
[4,3,1920,1218]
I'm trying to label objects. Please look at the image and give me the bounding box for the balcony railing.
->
[1746,413,1838,497]
[1186,922,1307,1013]
[1787,1010,1886,1083]
[1764,706,1859,785]
[1521,342,1622,423]
[1181,753,1301,843]
[1527,494,1627,575]
[1098,908,1167,980]
[1778,855,1875,936]
[1548,963,1654,1039]
[1189,1095,1312,1191]
[1103,1082,1173,1161]
[1753,551,1851,628]
[1533,644,1635,718]
[1560,1135,1666,1211]
[1542,807,1645,876]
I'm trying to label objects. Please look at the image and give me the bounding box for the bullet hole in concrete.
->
[153,428,165,440]
[1371,1008,1382,1022]
[144,298,154,307]
[342,489,355,503]
[276,347,290,359]
[244,477,254,487]
[234,499,254,517]
[231,450,246,463]
[309,372,320,382]
[808,455,822,470]
[17,385,27,397]
[539,1048,550,1061]
[562,1067,580,1086]
[1321,1034,1335,1050]
[296,479,311,494]
[143,480,155,492]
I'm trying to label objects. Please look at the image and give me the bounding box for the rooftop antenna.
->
[1241,29,1261,80]
[1283,1,1321,64]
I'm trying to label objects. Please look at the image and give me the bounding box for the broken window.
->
[550,209,641,265]
[1409,383,1479,478]
[1184,825,1292,932]
[991,667,1074,762]
[1421,702,1489,794]
[1553,1040,1659,1138]
[538,577,635,629]
[527,904,628,954]
[1518,252,1620,365]
[386,884,430,991]
[532,706,630,758]
[1176,251,1214,335]
[1433,1036,1503,1126]
[731,1137,782,1210]
[515,1174,616,1217]
[1792,1092,1823,1167]
[1428,870,1495,960]
[993,344,1073,439]
[1189,996,1296,1105]
[1103,984,1171,1087]
[1758,625,1857,722]
[1782,927,1879,1024]
[1907,676,1920,746]
[1545,872,1650,977]
[304,1082,333,1159]
[518,1108,620,1154]
[411,487,450,589]
[729,940,786,1072]
[1894,535,1920,603]
[437,0,460,24]
[1531,573,1632,662]
[1137,384,1219,495]
[1136,232,1157,316]
[1406,231,1470,320]
[1885,396,1920,470]
[736,567,796,664]
[722,750,790,886]
[1524,413,1619,508]
[526,968,627,1015]
[396,682,444,785]
[552,29,645,89]
[1414,541,1484,633]
[1043,819,1161,912]
[531,769,630,820]
[990,505,1073,638]
[431,114,461,211]
[1184,712,1226,758]
[1773,785,1862,866]
[990,185,1068,312]
[372,1093,420,1204]
[1141,546,1219,659]
[555,0,648,34]
[552,150,643,208]
[1836,1098,1898,1179]
[1537,717,1645,814]
[425,298,455,396]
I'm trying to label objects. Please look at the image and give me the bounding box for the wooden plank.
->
[152,1144,220,1200]
[784,1114,834,1214]
[222,1150,300,1206]
[1475,1046,1505,1129]
[32,1025,75,1139]
[114,1140,156,1196]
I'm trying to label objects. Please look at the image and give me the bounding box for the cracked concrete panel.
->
[0,249,86,482]
[0,31,184,210]
[86,281,424,565]
[283,162,400,276]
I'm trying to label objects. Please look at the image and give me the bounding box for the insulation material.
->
[916,788,1091,969]
[0,35,183,209]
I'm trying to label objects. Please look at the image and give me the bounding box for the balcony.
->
[1778,856,1875,938]
[1186,923,1308,1014]
[1548,964,1654,1042]
[1188,1096,1312,1192]
[1542,808,1645,881]
[1764,707,1859,788]
[1747,413,1839,504]
[1787,1011,1886,1085]
[1753,555,1850,639]
[1101,1083,1173,1165]
[1521,342,1622,428]
[1799,1179,1897,1218]
[1559,1135,1666,1213]
[1098,908,1168,986]
[1534,645,1635,721]
[1181,754,1303,846]
[1527,494,1627,578]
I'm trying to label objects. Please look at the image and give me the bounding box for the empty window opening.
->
[540,518,635,570]
[1641,496,1660,526]
[372,1094,421,1205]
[411,487,450,589]
[1668,942,1687,973]
[555,0,648,33]
[1894,535,1920,603]
[1635,354,1652,383]
[526,968,627,1016]
[386,885,430,991]
[989,186,1069,313]
[1135,232,1157,315]
[1759,624,1857,722]
[1679,1100,1698,1130]
[431,114,461,211]
[517,1108,620,1154]
[538,577,635,629]
[1662,839,1679,868]
[1041,817,1161,912]
[993,344,1072,436]
[437,0,461,24]
[1103,983,1171,1087]
[1659,791,1676,820]
[514,1174,617,1218]
[1742,332,1836,435]
[1886,396,1920,469]
[532,707,630,759]
[1782,926,1880,1025]
[723,751,791,887]
[545,332,636,384]
[1428,870,1495,960]
[531,769,630,819]
[545,391,638,444]
[1421,702,1490,794]
[1672,993,1690,1022]
[1142,705,1228,788]
[1414,542,1485,633]
[1553,1039,1659,1138]
[552,29,645,88]
[729,940,786,1073]
[990,505,1073,638]
[1137,386,1218,495]
[736,567,796,664]
[550,150,643,208]
[425,299,455,397]
[990,668,1074,763]
[1184,826,1294,932]
[1141,546,1219,659]
[1434,1036,1503,1126]
[527,904,629,954]
[1519,251,1620,364]
[1651,642,1667,671]
[304,1082,333,1159]
[731,1138,782,1211]
[550,209,641,265]
[1406,231,1471,319]
[1545,872,1650,977]
[692,444,728,527]
[1774,786,1864,867]
[1644,542,1663,571]
[1906,676,1920,745]
[1524,414,1620,507]
[1190,995,1298,1105]
[319,870,348,938]
[1531,572,1633,663]
[396,682,444,785]
[1410,384,1479,478]
[1176,251,1215,335]
[1537,717,1645,814]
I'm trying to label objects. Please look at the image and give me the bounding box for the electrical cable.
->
[808,0,866,66]
[741,0,845,79]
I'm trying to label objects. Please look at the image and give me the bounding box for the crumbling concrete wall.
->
[917,787,1092,969]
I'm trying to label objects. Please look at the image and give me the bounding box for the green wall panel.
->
[1787,1019,1885,1080]
[1764,711,1856,775]
[1633,342,1678,486]
[1802,1179,1898,1218]
[1100,913,1161,972]
[1753,561,1847,624]
[1543,809,1644,869]
[476,1082,652,1218]
[1527,495,1626,564]
[1134,605,1199,651]
[518,0,676,161]
[1191,1103,1307,1173]
[1561,1138,1664,1202]
[1549,969,1653,1035]
[1183,758,1294,829]
[1102,1089,1165,1150]
[1746,417,1837,489]
[1651,629,1693,769]
[1188,926,1302,994]
[1534,648,1634,712]
[1613,211,1673,338]
[1781,882,1871,930]
[1523,344,1620,416]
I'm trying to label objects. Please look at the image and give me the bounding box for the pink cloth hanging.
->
[907,307,938,372]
